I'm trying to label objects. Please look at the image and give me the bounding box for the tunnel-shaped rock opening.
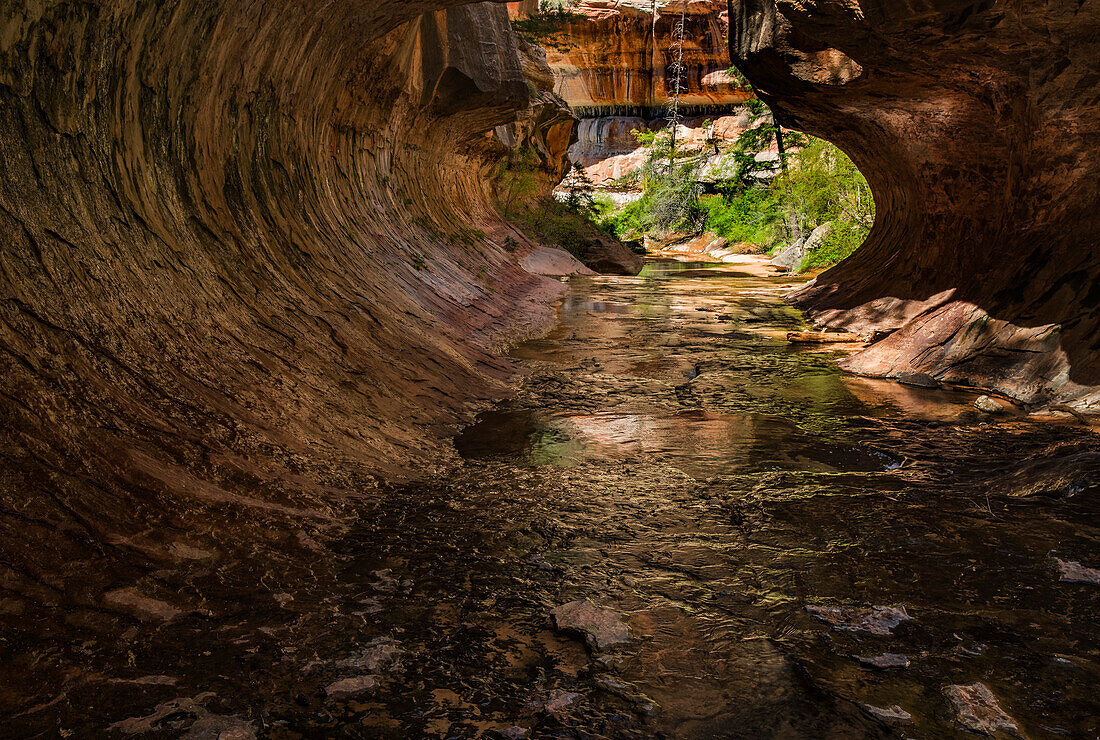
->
[728,0,1100,408]
[1,1,1099,735]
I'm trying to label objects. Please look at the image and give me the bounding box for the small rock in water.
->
[862,704,913,725]
[499,728,529,740]
[551,599,631,651]
[897,372,939,388]
[325,675,377,699]
[103,588,182,622]
[535,689,581,714]
[1055,557,1100,585]
[855,653,910,670]
[337,637,405,672]
[805,604,913,635]
[974,395,1004,413]
[945,683,1023,737]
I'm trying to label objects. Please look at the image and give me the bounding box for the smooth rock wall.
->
[0,0,569,618]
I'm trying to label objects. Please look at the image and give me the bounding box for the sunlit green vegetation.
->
[590,99,875,272]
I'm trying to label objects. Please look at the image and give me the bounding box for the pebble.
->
[535,689,581,714]
[855,653,910,670]
[944,683,1023,737]
[551,600,631,651]
[1055,558,1100,585]
[974,395,1004,413]
[805,604,913,635]
[862,704,913,724]
[337,637,405,672]
[325,675,378,699]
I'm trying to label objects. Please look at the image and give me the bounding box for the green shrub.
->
[508,197,613,261]
[800,218,867,271]
[701,189,779,248]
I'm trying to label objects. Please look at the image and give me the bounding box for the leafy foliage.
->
[493,147,540,217]
[700,187,780,246]
[770,138,874,270]
[508,196,615,262]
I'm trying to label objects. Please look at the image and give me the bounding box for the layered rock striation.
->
[511,0,755,184]
[0,0,584,646]
[729,0,1100,409]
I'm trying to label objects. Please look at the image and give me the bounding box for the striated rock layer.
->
[511,0,755,184]
[0,0,581,652]
[729,0,1100,409]
[517,0,749,113]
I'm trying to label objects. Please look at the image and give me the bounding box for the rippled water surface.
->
[354,259,1098,739]
[5,259,1098,738]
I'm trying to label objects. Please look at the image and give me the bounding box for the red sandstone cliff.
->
[510,0,755,184]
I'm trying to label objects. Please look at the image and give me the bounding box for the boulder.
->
[520,247,596,277]
[769,239,805,271]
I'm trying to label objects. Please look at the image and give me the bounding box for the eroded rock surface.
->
[0,0,578,722]
[730,0,1100,410]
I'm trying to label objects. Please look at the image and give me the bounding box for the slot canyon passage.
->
[1,0,1100,737]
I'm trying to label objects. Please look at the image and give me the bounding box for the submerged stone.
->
[551,599,631,651]
[325,675,378,699]
[532,689,581,714]
[1055,558,1100,585]
[855,653,910,670]
[805,604,912,635]
[944,683,1023,737]
[862,704,913,725]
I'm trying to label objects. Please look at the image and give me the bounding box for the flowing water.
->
[6,259,1099,738]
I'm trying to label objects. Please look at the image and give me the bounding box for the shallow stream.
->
[308,258,1098,738]
[9,259,1098,739]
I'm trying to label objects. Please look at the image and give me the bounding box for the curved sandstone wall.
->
[0,0,574,615]
[729,0,1100,410]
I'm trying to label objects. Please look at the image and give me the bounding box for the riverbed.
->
[300,258,1099,738]
[10,258,1098,738]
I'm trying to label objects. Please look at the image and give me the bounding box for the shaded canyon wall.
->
[729,0,1100,409]
[0,0,579,639]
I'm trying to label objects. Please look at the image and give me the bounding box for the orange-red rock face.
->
[538,0,748,111]
[730,0,1100,409]
[0,0,575,625]
[509,1,754,184]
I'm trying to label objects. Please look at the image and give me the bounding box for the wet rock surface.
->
[2,259,1098,737]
